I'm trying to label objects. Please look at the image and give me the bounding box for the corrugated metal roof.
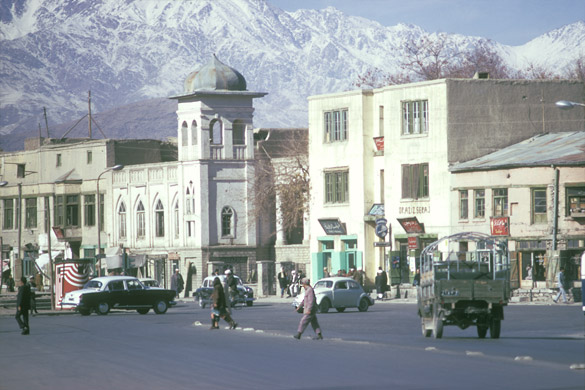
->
[450,131,585,172]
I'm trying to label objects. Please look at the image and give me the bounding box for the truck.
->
[417,232,510,339]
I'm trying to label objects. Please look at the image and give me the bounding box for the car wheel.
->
[319,299,330,313]
[97,302,110,315]
[358,298,369,312]
[153,300,168,314]
[137,308,150,315]
[421,317,431,337]
[246,301,253,307]
[199,298,206,309]
[489,318,501,339]
[336,307,345,313]
[78,308,91,316]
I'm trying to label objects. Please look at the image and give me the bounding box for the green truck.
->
[417,232,510,339]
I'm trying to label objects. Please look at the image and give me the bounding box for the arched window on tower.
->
[233,120,245,145]
[118,202,126,239]
[155,199,164,237]
[174,200,180,239]
[221,206,234,238]
[181,121,188,146]
[191,120,198,145]
[210,119,222,145]
[136,201,145,238]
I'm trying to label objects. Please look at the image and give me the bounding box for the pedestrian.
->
[353,267,364,287]
[289,270,300,297]
[293,278,323,340]
[29,277,39,316]
[15,276,31,335]
[210,277,237,330]
[375,268,387,300]
[225,269,238,303]
[35,271,43,292]
[525,266,533,280]
[277,267,290,298]
[413,268,421,287]
[553,267,569,303]
[170,268,184,299]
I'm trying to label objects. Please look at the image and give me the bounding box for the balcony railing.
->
[233,145,246,160]
[210,145,223,160]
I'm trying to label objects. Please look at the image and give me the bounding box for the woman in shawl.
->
[210,277,237,330]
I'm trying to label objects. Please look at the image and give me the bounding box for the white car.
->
[293,277,374,313]
[139,278,162,288]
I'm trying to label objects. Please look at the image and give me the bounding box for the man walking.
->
[294,278,323,340]
[170,268,184,299]
[553,267,569,304]
[15,276,31,335]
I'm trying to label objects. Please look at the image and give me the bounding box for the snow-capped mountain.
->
[1,0,583,151]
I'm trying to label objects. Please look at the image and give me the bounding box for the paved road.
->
[1,299,583,390]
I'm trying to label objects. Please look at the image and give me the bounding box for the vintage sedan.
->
[62,276,176,315]
[293,277,374,313]
[194,275,255,308]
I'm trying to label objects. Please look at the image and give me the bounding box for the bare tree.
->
[450,41,513,79]
[400,33,460,81]
[564,53,585,81]
[253,129,309,242]
[353,67,412,89]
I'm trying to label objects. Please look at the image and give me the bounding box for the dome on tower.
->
[184,54,247,93]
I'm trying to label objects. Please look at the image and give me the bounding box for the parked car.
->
[139,278,161,288]
[194,275,255,308]
[61,276,176,316]
[293,277,374,313]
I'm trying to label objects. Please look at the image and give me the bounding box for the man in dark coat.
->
[15,276,31,335]
[170,268,184,299]
[294,278,323,340]
[210,277,237,330]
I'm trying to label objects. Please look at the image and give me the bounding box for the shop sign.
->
[408,236,419,249]
[397,217,425,234]
[318,218,347,235]
[490,217,509,236]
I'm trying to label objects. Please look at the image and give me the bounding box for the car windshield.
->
[314,280,333,289]
[83,280,102,289]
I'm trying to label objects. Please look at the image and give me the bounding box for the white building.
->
[308,76,584,288]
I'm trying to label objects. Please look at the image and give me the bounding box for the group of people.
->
[277,268,304,298]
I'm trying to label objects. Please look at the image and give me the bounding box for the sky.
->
[269,0,585,46]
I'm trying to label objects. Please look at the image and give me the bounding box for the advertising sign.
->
[490,217,510,236]
[407,236,419,250]
[397,217,425,234]
[55,259,92,309]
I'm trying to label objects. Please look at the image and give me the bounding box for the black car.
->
[62,276,176,315]
[194,275,255,308]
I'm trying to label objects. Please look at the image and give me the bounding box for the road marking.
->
[570,364,585,370]
[466,351,484,356]
[514,356,533,361]
[425,347,437,351]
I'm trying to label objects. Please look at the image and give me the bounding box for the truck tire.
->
[432,312,444,339]
[489,318,501,339]
[477,324,488,338]
[421,318,432,337]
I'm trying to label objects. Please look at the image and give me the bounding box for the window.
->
[56,154,62,167]
[401,163,429,199]
[324,109,348,142]
[118,202,126,239]
[155,199,164,237]
[379,106,384,136]
[532,188,547,224]
[493,188,508,217]
[233,120,245,145]
[87,151,92,164]
[402,100,429,135]
[324,170,349,204]
[210,120,222,145]
[17,164,25,178]
[221,206,234,237]
[474,189,485,218]
[136,201,145,238]
[84,194,95,226]
[25,198,37,229]
[181,121,188,146]
[66,195,80,226]
[459,190,468,220]
[55,195,64,226]
[191,120,198,145]
[3,199,14,229]
[174,201,179,238]
[567,187,585,216]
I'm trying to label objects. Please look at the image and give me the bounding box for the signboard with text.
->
[407,236,419,250]
[397,217,425,234]
[318,218,347,235]
[490,217,510,236]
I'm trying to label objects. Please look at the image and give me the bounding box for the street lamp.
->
[96,164,124,276]
[555,100,585,109]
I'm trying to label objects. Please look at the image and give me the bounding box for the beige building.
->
[308,77,584,288]
[450,131,585,289]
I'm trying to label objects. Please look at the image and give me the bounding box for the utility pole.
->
[88,91,92,139]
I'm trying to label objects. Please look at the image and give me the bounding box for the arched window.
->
[210,119,222,145]
[233,120,245,145]
[174,200,180,239]
[221,206,234,237]
[155,199,164,237]
[118,202,126,239]
[136,201,145,238]
[181,121,188,146]
[191,120,198,145]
